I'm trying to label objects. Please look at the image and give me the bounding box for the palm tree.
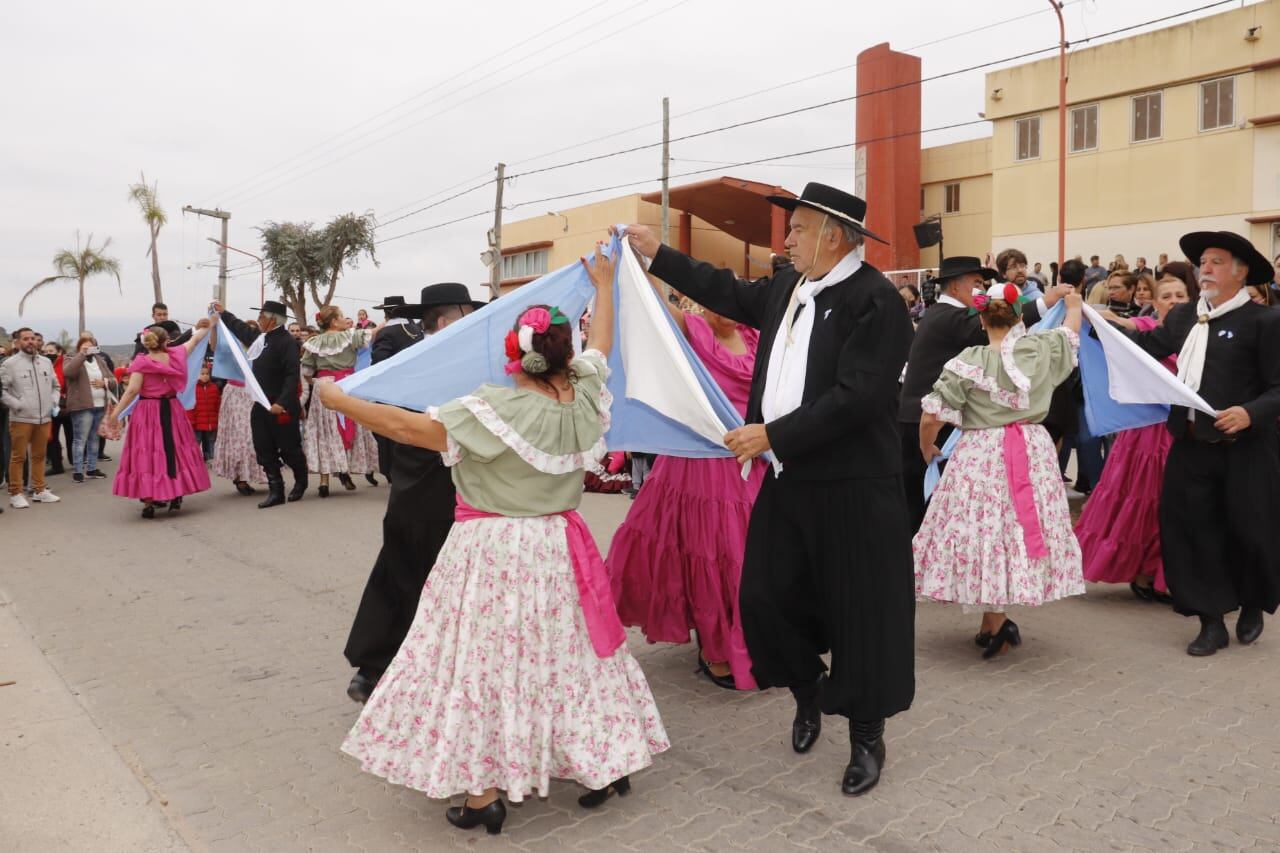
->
[127,172,167,304]
[20,232,122,334]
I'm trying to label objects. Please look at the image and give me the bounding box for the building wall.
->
[919,138,994,269]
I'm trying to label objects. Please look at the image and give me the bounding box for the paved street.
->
[3,452,1279,852]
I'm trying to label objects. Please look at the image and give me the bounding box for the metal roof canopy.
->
[642,176,796,248]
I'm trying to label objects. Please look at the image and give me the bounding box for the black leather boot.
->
[842,718,886,796]
[1187,615,1229,656]
[257,476,286,509]
[287,480,306,502]
[1236,607,1264,645]
[790,677,823,754]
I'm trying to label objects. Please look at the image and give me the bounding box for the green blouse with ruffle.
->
[433,350,611,517]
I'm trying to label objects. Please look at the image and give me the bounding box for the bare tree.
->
[20,232,122,334]
[127,172,167,304]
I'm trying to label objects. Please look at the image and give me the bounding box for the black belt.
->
[141,395,178,478]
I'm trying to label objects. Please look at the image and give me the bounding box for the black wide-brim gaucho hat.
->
[249,300,292,317]
[766,182,888,245]
[929,255,999,286]
[402,282,488,314]
[1178,231,1273,286]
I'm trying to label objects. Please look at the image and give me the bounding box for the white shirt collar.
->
[936,293,966,309]
[385,317,410,326]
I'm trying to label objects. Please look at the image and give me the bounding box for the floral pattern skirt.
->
[341,514,670,802]
[914,424,1084,608]
[304,396,378,475]
[212,384,266,484]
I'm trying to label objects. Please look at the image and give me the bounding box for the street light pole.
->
[208,238,265,306]
[1050,0,1067,267]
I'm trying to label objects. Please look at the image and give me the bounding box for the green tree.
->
[315,212,378,309]
[20,232,122,334]
[127,172,167,304]
[258,212,378,324]
[56,329,73,350]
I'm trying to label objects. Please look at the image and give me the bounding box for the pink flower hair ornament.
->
[504,305,571,375]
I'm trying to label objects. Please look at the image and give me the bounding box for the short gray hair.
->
[823,218,865,249]
[262,311,286,327]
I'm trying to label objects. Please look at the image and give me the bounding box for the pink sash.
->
[455,496,626,659]
[317,368,356,449]
[1003,422,1048,560]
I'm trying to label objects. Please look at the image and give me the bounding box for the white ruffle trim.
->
[428,406,464,466]
[999,323,1031,395]
[942,356,1028,411]
[452,395,609,475]
[921,393,963,426]
[302,329,362,358]
[1052,326,1081,366]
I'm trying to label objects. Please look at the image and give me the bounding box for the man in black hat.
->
[899,256,996,531]
[1125,231,1280,655]
[620,182,914,796]
[212,300,308,508]
[369,295,417,478]
[343,283,485,703]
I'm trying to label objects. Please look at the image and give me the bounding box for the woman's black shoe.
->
[234,480,256,496]
[445,798,506,835]
[319,484,330,498]
[974,631,992,648]
[168,497,183,513]
[1130,582,1156,602]
[338,473,356,491]
[982,619,1021,659]
[141,504,156,519]
[696,656,736,690]
[364,473,378,486]
[578,775,630,809]
[1188,616,1229,656]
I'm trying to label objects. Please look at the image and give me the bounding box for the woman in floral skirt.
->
[318,245,667,836]
[914,283,1085,657]
[301,306,379,496]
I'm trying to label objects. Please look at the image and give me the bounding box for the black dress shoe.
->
[1187,616,1229,656]
[974,631,992,648]
[982,619,1022,660]
[1130,581,1156,602]
[234,480,256,496]
[578,775,630,808]
[445,799,506,835]
[141,504,156,519]
[791,682,823,754]
[346,670,380,703]
[696,655,736,690]
[318,484,330,498]
[842,736,886,796]
[257,479,286,509]
[1237,608,1264,645]
[287,483,305,502]
[364,473,378,486]
[338,473,356,491]
[168,496,183,513]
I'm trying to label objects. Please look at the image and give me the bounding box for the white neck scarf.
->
[761,249,863,472]
[246,330,268,361]
[1176,287,1251,393]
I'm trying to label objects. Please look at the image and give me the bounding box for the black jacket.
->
[649,244,913,481]
[371,321,424,365]
[220,312,302,417]
[899,301,985,423]
[1129,300,1280,442]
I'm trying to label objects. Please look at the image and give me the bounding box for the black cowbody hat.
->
[930,256,998,286]
[373,295,406,310]
[766,182,888,245]
[249,300,290,317]
[404,282,488,314]
[1178,231,1273,286]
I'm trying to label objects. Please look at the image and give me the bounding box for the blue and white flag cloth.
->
[210,317,272,409]
[339,232,756,460]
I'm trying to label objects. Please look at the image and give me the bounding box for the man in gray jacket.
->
[1,328,62,508]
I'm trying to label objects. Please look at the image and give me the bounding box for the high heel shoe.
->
[168,496,183,513]
[364,473,378,486]
[234,480,256,496]
[982,619,1021,659]
[319,484,330,498]
[696,655,736,690]
[974,631,992,648]
[578,775,630,809]
[141,504,156,519]
[1130,581,1156,602]
[338,473,356,491]
[444,798,506,835]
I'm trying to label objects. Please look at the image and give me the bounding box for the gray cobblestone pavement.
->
[3,457,1279,851]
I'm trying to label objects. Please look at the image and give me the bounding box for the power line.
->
[376,175,498,229]
[205,0,613,202]
[219,0,692,207]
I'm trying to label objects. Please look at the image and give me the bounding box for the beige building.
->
[501,1,1280,289]
[923,0,1280,269]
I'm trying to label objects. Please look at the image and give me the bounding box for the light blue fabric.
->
[211,322,249,383]
[355,343,371,373]
[340,233,749,458]
[923,427,961,501]
[1031,300,1168,435]
[121,336,207,418]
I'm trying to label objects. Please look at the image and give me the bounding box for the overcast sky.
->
[1,0,1249,343]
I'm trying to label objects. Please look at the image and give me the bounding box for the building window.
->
[501,248,549,281]
[1131,92,1162,142]
[1070,104,1099,153]
[1200,77,1235,131]
[944,183,961,214]
[1015,116,1040,161]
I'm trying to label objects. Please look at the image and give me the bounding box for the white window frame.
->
[1199,76,1236,133]
[944,183,961,214]
[1015,116,1041,162]
[500,248,549,281]
[1069,103,1099,153]
[1130,91,1163,143]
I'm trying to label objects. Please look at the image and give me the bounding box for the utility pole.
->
[660,97,670,246]
[183,206,231,303]
[1049,0,1067,267]
[488,164,506,302]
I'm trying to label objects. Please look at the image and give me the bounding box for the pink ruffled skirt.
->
[113,398,211,501]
